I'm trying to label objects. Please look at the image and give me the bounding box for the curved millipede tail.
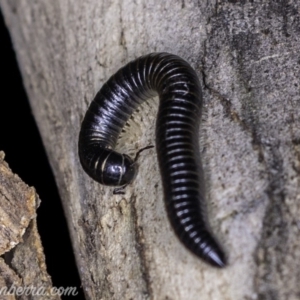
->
[78,53,226,268]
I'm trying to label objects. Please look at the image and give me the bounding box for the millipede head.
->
[102,152,137,186]
[119,154,138,186]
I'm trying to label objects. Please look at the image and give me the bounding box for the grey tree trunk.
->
[1,1,300,299]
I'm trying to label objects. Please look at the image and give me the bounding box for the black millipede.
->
[78,52,226,268]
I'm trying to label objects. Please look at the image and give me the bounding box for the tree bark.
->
[1,0,300,299]
[0,152,60,300]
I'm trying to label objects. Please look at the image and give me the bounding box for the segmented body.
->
[78,53,226,267]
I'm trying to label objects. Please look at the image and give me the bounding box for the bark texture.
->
[1,1,300,299]
[0,152,59,300]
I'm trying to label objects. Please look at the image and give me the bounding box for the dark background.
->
[0,10,85,300]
